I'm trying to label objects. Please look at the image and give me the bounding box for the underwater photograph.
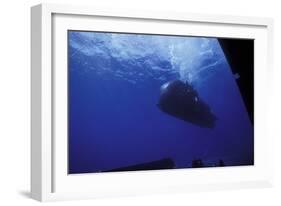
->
[68,31,254,174]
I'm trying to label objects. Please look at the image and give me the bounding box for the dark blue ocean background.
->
[68,31,253,174]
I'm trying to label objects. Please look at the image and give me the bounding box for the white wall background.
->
[0,0,280,205]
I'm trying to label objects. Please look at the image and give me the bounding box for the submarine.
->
[103,158,175,172]
[218,39,254,123]
[157,80,216,128]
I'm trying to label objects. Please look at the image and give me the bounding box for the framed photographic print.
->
[31,3,274,201]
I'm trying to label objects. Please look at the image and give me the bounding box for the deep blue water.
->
[68,31,253,174]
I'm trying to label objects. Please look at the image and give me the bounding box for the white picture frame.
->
[31,3,274,202]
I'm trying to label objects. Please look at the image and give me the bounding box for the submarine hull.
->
[158,80,216,128]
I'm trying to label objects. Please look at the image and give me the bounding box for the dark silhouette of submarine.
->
[157,80,216,128]
[218,39,254,123]
[104,158,175,172]
[102,158,226,172]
